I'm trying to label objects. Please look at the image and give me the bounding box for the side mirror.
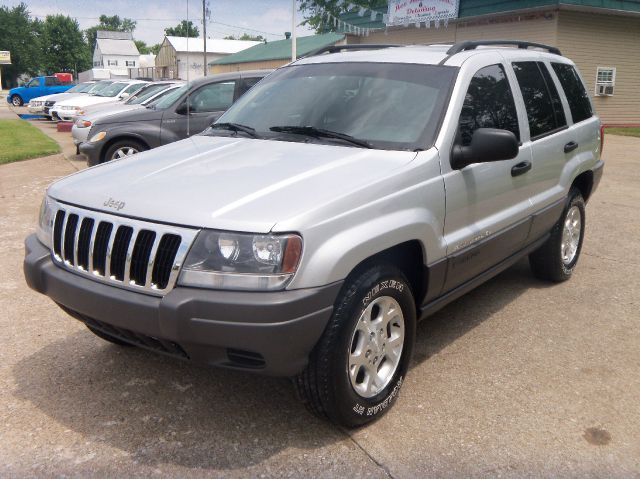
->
[175,102,189,115]
[451,128,519,170]
[119,92,130,100]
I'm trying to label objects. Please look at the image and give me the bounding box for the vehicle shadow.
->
[411,257,550,366]
[12,258,547,471]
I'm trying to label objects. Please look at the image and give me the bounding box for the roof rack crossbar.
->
[303,44,401,59]
[446,40,561,56]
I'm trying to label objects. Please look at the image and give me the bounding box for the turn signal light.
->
[82,121,92,128]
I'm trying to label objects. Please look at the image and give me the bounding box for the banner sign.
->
[0,51,11,64]
[386,0,459,26]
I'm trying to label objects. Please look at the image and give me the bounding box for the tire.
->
[103,139,146,163]
[11,95,23,107]
[295,263,416,428]
[85,325,133,347]
[529,188,586,282]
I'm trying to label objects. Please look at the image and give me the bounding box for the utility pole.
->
[291,0,297,61]
[203,0,208,76]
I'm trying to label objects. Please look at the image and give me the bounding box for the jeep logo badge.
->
[103,197,126,211]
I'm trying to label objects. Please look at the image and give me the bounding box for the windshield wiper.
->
[212,122,260,138]
[269,125,372,149]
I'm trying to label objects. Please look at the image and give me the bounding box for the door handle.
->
[511,160,532,177]
[564,141,579,153]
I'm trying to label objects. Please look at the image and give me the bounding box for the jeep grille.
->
[50,202,198,296]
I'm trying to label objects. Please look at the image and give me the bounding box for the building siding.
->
[210,59,288,74]
[557,10,640,124]
[351,11,558,46]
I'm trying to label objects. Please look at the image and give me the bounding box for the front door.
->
[440,62,534,292]
[161,80,237,143]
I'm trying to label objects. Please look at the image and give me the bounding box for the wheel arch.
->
[342,240,429,309]
[571,169,594,203]
[100,135,150,163]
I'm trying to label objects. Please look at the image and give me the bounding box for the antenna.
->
[186,0,190,136]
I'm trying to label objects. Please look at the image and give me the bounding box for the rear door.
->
[161,80,237,143]
[440,60,534,292]
[507,60,577,239]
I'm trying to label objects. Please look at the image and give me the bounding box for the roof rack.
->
[446,40,562,56]
[303,44,400,59]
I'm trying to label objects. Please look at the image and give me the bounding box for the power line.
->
[30,14,282,38]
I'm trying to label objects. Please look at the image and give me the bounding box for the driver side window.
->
[29,78,42,88]
[458,64,520,146]
[188,81,236,113]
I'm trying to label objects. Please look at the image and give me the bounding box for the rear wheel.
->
[295,263,416,427]
[103,139,146,163]
[11,95,23,107]
[529,188,586,282]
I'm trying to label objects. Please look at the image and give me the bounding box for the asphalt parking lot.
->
[0,128,639,477]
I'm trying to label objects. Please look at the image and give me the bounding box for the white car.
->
[72,82,182,146]
[27,82,97,114]
[51,81,148,122]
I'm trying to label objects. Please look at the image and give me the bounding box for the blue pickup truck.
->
[7,76,74,106]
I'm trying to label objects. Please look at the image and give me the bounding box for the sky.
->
[6,0,315,44]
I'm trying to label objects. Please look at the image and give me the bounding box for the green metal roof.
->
[210,33,345,65]
[336,0,640,31]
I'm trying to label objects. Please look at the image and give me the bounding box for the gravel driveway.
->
[1,136,639,478]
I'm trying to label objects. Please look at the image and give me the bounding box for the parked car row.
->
[23,71,269,166]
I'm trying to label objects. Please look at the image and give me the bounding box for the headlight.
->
[178,230,302,291]
[36,196,55,248]
[89,131,106,143]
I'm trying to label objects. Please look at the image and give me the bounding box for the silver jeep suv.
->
[24,40,604,427]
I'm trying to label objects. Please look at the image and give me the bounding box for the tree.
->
[299,0,386,33]
[149,43,161,55]
[134,40,150,54]
[85,14,137,54]
[41,15,91,75]
[164,20,199,38]
[0,3,42,88]
[224,33,266,42]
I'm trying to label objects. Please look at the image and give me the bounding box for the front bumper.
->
[28,105,44,113]
[24,234,340,376]
[78,141,102,166]
[71,124,90,146]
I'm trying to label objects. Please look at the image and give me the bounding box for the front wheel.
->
[529,188,586,282]
[103,139,146,163]
[295,263,416,427]
[11,95,23,107]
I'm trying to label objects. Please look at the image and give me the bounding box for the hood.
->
[81,103,140,122]
[33,92,87,103]
[93,106,163,126]
[55,95,120,108]
[48,136,417,233]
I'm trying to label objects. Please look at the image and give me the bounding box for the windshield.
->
[88,81,113,95]
[67,82,93,93]
[215,63,457,150]
[95,82,127,97]
[149,84,188,109]
[126,83,171,105]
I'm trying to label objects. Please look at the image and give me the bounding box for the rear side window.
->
[512,62,567,139]
[457,64,520,146]
[551,63,593,123]
[45,77,60,86]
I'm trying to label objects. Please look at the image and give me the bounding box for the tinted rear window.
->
[513,62,567,139]
[551,63,593,123]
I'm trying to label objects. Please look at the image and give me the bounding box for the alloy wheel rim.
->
[561,205,581,265]
[348,295,405,399]
[12,97,20,106]
[112,147,139,160]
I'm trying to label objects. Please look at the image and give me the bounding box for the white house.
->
[155,36,260,80]
[92,31,140,76]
